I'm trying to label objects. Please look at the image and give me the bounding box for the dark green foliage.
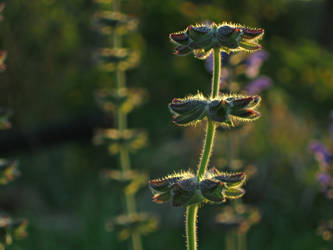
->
[1,0,333,249]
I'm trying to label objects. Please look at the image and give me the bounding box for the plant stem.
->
[196,120,216,180]
[185,48,221,250]
[211,48,221,98]
[186,205,198,250]
[112,1,142,250]
[196,48,221,181]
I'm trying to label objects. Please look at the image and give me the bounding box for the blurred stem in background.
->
[112,1,142,249]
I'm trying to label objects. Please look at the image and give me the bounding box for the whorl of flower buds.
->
[169,93,261,127]
[148,168,246,207]
[95,88,146,114]
[101,169,148,195]
[94,129,147,154]
[97,48,140,71]
[93,11,137,35]
[169,22,264,58]
[105,213,158,241]
[216,204,261,234]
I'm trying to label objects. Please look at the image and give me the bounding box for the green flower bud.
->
[149,172,197,207]
[169,32,190,46]
[226,95,261,122]
[223,188,245,199]
[171,178,197,207]
[200,179,225,202]
[174,45,192,56]
[106,213,158,241]
[210,168,246,188]
[169,95,208,126]
[149,176,183,193]
[214,95,261,125]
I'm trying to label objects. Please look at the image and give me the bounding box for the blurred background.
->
[0,0,333,249]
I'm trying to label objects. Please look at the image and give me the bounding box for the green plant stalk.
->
[112,1,142,250]
[237,232,246,250]
[185,48,221,250]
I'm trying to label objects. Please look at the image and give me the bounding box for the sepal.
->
[169,95,208,126]
[223,188,245,199]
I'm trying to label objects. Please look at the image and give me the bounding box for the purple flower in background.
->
[317,172,332,191]
[204,51,229,74]
[205,52,230,89]
[246,50,269,78]
[309,141,333,168]
[246,76,272,95]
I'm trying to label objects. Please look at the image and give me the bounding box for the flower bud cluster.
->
[93,11,137,35]
[169,93,261,127]
[95,88,146,114]
[102,169,147,195]
[149,168,246,207]
[93,1,157,244]
[94,129,147,154]
[0,4,28,247]
[97,48,140,72]
[169,22,264,58]
[216,203,261,234]
[106,213,158,241]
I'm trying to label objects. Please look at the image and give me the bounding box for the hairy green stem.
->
[211,48,221,98]
[185,48,221,250]
[112,1,142,250]
[186,205,198,250]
